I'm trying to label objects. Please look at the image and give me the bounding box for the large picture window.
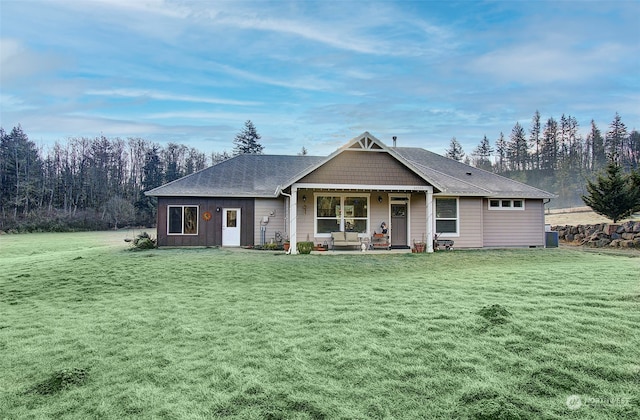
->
[435,198,458,235]
[168,205,198,235]
[315,194,368,235]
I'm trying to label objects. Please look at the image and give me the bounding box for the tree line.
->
[0,120,266,232]
[1,115,638,232]
[445,112,639,208]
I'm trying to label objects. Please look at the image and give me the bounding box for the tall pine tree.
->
[587,120,606,170]
[540,117,558,171]
[233,120,264,155]
[0,126,43,218]
[507,122,528,171]
[529,110,541,170]
[495,132,507,173]
[472,135,494,171]
[606,113,627,164]
[445,137,465,161]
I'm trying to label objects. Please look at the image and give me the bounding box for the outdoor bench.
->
[331,231,362,249]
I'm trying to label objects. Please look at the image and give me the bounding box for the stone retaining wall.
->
[551,221,640,248]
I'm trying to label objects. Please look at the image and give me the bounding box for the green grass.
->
[1,232,639,419]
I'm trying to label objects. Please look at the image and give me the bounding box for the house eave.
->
[145,192,279,199]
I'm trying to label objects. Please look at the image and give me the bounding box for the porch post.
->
[289,185,298,254]
[426,187,434,253]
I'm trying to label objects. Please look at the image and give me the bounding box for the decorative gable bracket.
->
[348,135,385,151]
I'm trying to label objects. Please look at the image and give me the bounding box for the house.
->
[145,132,555,252]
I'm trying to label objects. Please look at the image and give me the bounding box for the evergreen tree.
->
[163,143,187,182]
[606,112,627,163]
[558,114,570,166]
[582,162,640,223]
[233,120,264,155]
[0,125,43,218]
[494,132,507,173]
[507,122,528,171]
[445,137,465,161]
[629,169,640,213]
[587,120,606,171]
[566,116,582,171]
[135,145,163,224]
[471,135,493,171]
[529,110,542,170]
[628,130,640,169]
[540,117,558,171]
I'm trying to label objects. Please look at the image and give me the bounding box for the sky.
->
[1,0,639,157]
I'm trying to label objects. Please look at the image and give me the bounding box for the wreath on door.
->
[202,211,212,221]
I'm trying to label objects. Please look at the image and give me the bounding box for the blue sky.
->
[1,0,638,156]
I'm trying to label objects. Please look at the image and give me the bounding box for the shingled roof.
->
[145,155,324,198]
[146,136,555,199]
[393,147,555,199]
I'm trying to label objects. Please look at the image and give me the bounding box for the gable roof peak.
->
[342,131,388,152]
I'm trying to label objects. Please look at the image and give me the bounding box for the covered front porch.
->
[285,183,435,254]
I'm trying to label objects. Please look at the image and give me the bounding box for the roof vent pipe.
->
[392,136,397,147]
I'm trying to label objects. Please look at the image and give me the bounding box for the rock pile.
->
[552,221,640,248]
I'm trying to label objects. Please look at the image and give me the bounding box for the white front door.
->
[222,208,241,246]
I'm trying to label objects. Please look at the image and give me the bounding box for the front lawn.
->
[1,232,638,419]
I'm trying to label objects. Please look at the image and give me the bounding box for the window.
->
[435,197,458,235]
[168,205,198,235]
[488,199,525,210]
[316,194,368,235]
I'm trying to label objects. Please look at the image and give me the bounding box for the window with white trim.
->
[435,197,458,235]
[168,205,198,235]
[488,199,525,210]
[315,194,369,235]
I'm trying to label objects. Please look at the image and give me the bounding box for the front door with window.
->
[391,204,407,247]
[222,208,241,246]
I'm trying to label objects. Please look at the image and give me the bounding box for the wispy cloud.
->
[470,41,633,84]
[1,0,638,156]
[85,89,261,106]
[207,62,338,92]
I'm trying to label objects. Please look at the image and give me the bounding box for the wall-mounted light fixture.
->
[216,207,221,212]
[378,195,383,203]
[302,195,307,202]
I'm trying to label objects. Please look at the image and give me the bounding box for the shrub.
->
[297,241,314,254]
[131,232,157,250]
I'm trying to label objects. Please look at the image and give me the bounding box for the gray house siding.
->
[254,198,286,245]
[457,197,484,248]
[157,197,255,247]
[482,199,545,247]
[298,151,428,186]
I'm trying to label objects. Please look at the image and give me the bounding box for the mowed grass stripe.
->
[0,232,639,419]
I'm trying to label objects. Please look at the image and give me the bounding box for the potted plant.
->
[413,234,426,253]
[283,239,290,252]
